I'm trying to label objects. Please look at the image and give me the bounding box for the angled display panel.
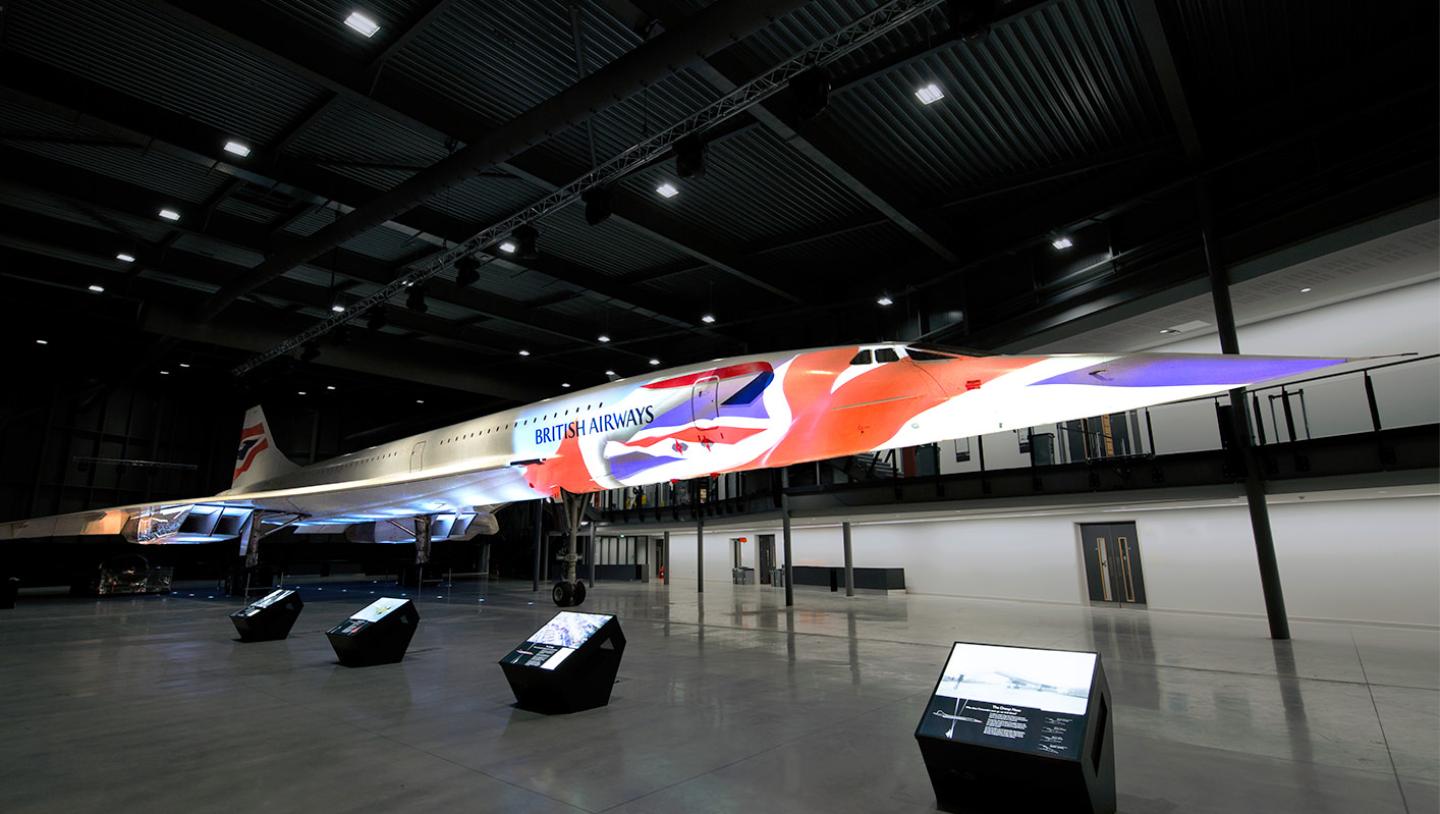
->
[229,588,303,642]
[500,612,625,714]
[326,597,419,667]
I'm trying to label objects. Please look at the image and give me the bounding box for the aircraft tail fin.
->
[229,405,298,492]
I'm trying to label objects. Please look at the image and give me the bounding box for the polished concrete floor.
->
[0,577,1435,813]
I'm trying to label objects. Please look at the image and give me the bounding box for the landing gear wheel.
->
[552,581,574,607]
[571,580,587,605]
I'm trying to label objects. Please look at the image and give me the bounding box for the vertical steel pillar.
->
[781,468,794,607]
[696,482,704,593]
[531,500,543,592]
[1200,183,1290,640]
[663,530,671,586]
[842,521,854,597]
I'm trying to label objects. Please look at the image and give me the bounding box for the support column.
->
[696,487,705,593]
[781,468,794,607]
[1200,183,1289,640]
[531,500,543,592]
[663,530,671,586]
[240,514,262,600]
[414,515,433,590]
[587,527,595,588]
[842,521,854,597]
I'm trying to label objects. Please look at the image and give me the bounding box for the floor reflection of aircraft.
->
[933,698,984,738]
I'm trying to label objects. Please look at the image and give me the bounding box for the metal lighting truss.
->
[232,0,946,376]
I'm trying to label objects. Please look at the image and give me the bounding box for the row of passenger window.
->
[437,401,608,446]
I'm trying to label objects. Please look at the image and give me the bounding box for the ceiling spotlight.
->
[1051,236,1073,250]
[344,11,380,37]
[915,83,945,105]
[1159,329,1175,334]
[88,284,105,294]
[454,255,482,287]
[179,363,191,368]
[648,359,661,366]
[158,208,180,222]
[513,224,539,260]
[116,252,135,263]
[582,186,614,226]
[159,370,170,375]
[406,283,428,313]
[223,140,251,158]
[498,240,517,254]
[415,399,425,404]
[1300,287,1312,293]
[597,334,610,343]
[604,370,617,377]
[561,382,571,389]
[700,313,716,324]
[876,295,894,306]
[655,181,679,199]
[518,349,531,357]
[675,134,707,178]
[326,385,336,391]
[297,390,308,396]
[330,303,346,313]
[34,339,48,345]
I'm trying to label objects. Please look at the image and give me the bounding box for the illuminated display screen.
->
[918,643,1096,760]
[250,589,293,610]
[528,612,611,648]
[350,597,407,623]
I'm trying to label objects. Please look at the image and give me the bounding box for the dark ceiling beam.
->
[614,0,960,264]
[149,0,817,319]
[1127,0,1202,161]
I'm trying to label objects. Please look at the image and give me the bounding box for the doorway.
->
[1079,522,1147,606]
[758,534,776,584]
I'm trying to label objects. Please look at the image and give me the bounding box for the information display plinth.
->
[229,589,303,642]
[915,642,1115,814]
[500,612,625,714]
[326,597,419,667]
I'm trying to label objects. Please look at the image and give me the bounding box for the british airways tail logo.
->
[233,423,268,481]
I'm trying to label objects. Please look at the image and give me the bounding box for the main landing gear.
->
[552,489,591,608]
[552,579,587,607]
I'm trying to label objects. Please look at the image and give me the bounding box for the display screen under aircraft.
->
[0,342,1349,549]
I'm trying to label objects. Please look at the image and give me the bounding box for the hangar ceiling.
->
[0,0,1435,407]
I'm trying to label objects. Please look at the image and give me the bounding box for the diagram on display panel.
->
[930,697,984,739]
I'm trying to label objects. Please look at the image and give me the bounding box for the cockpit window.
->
[849,349,873,365]
[874,348,899,363]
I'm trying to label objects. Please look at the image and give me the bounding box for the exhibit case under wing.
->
[229,588,303,642]
[325,597,419,667]
[500,611,625,714]
[914,642,1115,814]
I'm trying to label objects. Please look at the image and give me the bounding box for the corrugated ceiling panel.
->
[535,205,691,277]
[8,141,230,204]
[0,185,178,244]
[216,197,284,223]
[619,127,871,243]
[339,225,432,262]
[285,98,449,177]
[5,0,326,143]
[819,0,1168,197]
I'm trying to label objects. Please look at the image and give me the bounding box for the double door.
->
[1080,522,1146,606]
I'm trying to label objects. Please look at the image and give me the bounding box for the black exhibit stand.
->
[325,597,420,667]
[914,642,1115,814]
[229,588,304,642]
[499,611,625,714]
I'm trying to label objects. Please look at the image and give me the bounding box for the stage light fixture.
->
[656,181,679,199]
[700,313,716,324]
[407,284,428,313]
[877,295,894,306]
[648,358,660,366]
[597,334,610,343]
[499,240,517,254]
[675,134,706,177]
[915,83,945,105]
[582,186,614,226]
[790,68,831,121]
[561,383,571,389]
[88,284,105,294]
[518,349,531,357]
[35,339,48,345]
[455,255,482,287]
[158,208,180,222]
[513,225,539,260]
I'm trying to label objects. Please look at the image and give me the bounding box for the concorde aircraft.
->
[0,342,1346,605]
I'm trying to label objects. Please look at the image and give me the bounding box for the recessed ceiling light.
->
[518,349,531,357]
[604,370,617,377]
[876,296,893,306]
[597,334,610,343]
[498,241,517,254]
[88,284,105,293]
[656,182,679,199]
[35,339,47,345]
[1300,287,1312,293]
[179,363,191,368]
[1159,329,1175,334]
[330,304,346,313]
[223,140,251,158]
[158,208,180,222]
[648,359,660,366]
[700,313,716,324]
[116,252,135,263]
[915,83,945,105]
[415,399,425,404]
[159,370,170,375]
[297,391,307,396]
[344,11,380,37]
[561,382,571,388]
[326,385,336,391]
[1051,236,1073,250]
